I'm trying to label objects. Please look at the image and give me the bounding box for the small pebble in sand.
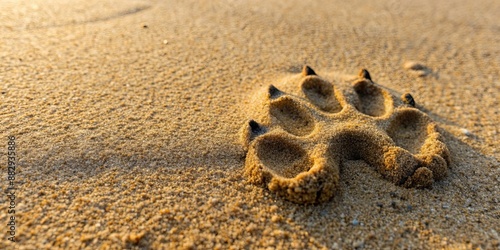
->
[404,61,426,71]
[352,218,360,226]
[404,61,430,77]
[163,40,168,44]
[460,128,472,137]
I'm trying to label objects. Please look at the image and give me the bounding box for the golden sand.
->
[241,66,450,203]
[1,0,499,249]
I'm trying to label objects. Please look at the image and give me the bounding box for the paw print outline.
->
[241,66,450,204]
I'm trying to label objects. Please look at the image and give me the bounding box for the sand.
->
[242,67,450,204]
[0,0,499,249]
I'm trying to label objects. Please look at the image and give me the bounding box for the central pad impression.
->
[240,66,450,204]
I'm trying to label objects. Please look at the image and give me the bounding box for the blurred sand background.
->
[0,0,499,249]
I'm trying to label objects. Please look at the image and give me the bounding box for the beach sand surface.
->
[0,0,499,249]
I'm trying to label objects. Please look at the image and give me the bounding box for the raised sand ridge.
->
[241,66,450,204]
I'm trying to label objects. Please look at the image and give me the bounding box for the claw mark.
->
[268,85,282,99]
[302,65,317,76]
[358,68,372,81]
[249,120,264,135]
[401,93,416,107]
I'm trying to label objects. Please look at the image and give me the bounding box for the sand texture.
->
[242,67,450,204]
[1,0,499,249]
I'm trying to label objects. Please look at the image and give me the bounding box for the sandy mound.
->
[241,66,450,203]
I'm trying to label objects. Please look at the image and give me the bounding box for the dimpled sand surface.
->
[241,67,451,204]
[0,0,499,249]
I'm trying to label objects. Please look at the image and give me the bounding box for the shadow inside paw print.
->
[240,66,451,204]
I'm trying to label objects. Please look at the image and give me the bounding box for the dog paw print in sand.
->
[240,66,450,204]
